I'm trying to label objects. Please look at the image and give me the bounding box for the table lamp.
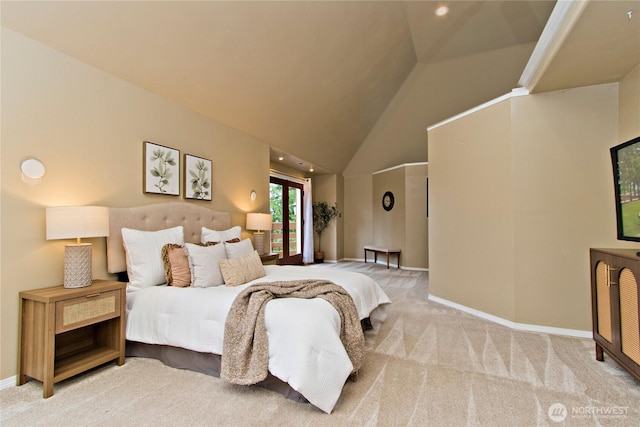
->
[246,213,272,255]
[46,206,110,288]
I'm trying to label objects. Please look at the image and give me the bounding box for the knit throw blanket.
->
[221,279,365,385]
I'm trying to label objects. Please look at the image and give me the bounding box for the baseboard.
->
[342,258,429,271]
[1,375,16,391]
[428,295,592,339]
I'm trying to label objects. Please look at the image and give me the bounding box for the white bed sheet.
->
[125,265,391,413]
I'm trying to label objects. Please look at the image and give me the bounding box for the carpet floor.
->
[1,262,638,426]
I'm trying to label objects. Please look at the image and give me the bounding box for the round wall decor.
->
[382,191,394,211]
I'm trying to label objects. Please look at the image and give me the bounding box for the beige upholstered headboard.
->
[106,202,232,273]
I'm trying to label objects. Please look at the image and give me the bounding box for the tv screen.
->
[611,136,640,242]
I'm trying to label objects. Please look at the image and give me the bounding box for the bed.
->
[106,202,390,413]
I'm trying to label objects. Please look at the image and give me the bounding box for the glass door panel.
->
[270,177,304,264]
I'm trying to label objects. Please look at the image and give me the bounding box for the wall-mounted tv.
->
[611,136,640,242]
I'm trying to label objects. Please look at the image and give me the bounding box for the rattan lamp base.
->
[253,232,266,255]
[64,243,93,288]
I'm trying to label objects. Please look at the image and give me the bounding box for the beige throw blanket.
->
[221,279,365,385]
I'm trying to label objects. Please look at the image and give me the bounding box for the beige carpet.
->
[2,262,639,426]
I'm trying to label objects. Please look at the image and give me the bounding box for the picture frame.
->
[143,141,180,196]
[184,154,212,200]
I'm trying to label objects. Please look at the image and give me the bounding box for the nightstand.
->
[260,253,279,265]
[18,280,126,398]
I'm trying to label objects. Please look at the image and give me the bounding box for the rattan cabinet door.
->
[616,259,640,366]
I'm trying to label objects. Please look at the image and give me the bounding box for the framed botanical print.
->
[184,154,212,200]
[143,141,180,196]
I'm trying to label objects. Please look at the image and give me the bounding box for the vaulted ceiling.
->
[2,1,638,174]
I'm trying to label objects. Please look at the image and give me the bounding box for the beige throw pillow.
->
[219,250,266,287]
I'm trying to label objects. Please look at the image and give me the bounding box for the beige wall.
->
[372,163,428,268]
[511,84,622,330]
[404,164,429,268]
[312,174,343,262]
[344,43,535,177]
[429,100,516,321]
[373,167,405,250]
[1,29,270,380]
[343,44,534,261]
[429,82,638,332]
[344,175,374,260]
[619,64,640,142]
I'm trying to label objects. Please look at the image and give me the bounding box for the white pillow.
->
[201,226,241,244]
[185,243,227,287]
[122,226,184,290]
[224,238,255,259]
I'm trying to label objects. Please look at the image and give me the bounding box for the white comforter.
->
[125,265,391,413]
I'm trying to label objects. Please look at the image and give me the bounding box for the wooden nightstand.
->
[260,253,279,265]
[18,280,126,397]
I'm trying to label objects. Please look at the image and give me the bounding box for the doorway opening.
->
[270,176,304,264]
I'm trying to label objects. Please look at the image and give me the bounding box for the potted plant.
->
[312,201,341,263]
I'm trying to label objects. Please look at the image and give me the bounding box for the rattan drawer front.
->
[55,290,120,333]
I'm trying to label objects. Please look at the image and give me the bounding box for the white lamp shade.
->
[246,213,272,232]
[46,206,110,240]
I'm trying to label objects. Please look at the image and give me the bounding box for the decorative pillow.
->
[185,242,227,288]
[121,226,184,290]
[161,244,192,287]
[201,226,242,244]
[224,238,255,259]
[219,250,266,287]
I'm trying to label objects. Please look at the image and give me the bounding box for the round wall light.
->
[21,158,46,183]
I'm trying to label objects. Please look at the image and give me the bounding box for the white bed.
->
[106,202,390,413]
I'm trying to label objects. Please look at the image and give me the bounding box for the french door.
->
[270,177,304,264]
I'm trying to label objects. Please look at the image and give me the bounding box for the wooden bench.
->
[364,245,401,269]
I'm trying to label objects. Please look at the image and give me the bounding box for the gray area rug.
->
[2,262,639,426]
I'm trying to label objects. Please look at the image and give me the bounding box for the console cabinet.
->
[590,248,640,381]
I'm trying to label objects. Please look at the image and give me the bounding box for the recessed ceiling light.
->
[278,156,284,161]
[435,5,449,17]
[309,167,314,172]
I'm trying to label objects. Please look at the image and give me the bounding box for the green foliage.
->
[150,149,176,193]
[312,201,341,252]
[270,184,283,222]
[269,183,299,223]
[188,160,210,199]
[621,199,640,237]
[618,144,640,203]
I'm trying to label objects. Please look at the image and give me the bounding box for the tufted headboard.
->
[106,202,232,274]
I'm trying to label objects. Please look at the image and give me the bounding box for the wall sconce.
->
[46,206,110,288]
[250,190,257,202]
[20,158,46,184]
[246,212,272,255]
